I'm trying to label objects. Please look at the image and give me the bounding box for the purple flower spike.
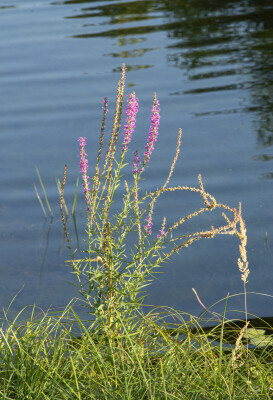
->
[132,150,140,175]
[144,216,153,235]
[78,137,90,209]
[122,92,139,152]
[141,94,160,173]
[102,96,109,113]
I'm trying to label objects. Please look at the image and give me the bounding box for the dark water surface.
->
[1,0,273,320]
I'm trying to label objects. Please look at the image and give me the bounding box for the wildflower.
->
[132,150,140,175]
[157,217,166,238]
[157,228,166,239]
[102,96,109,113]
[144,216,153,235]
[97,96,108,164]
[122,92,139,152]
[78,137,90,209]
[140,93,160,173]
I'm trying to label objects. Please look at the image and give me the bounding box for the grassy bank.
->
[1,304,273,399]
[2,65,272,399]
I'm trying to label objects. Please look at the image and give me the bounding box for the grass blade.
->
[34,182,47,218]
[72,177,79,216]
[35,166,53,217]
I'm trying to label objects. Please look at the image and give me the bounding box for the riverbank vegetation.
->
[1,65,273,399]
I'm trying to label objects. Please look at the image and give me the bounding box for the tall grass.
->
[34,168,79,218]
[1,64,272,399]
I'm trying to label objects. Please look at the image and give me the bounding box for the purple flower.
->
[122,92,139,152]
[157,228,166,239]
[132,150,140,175]
[102,96,109,113]
[97,97,108,164]
[78,137,90,209]
[140,94,160,173]
[144,216,153,235]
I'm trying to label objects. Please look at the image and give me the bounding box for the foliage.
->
[1,64,271,400]
[61,64,249,333]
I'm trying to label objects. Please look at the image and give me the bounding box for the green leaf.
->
[243,328,273,347]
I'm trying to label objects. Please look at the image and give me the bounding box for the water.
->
[0,0,273,320]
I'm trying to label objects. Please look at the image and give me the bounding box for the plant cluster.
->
[61,64,249,328]
[1,65,272,400]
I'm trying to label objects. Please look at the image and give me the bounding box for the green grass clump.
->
[1,306,273,399]
[2,64,271,399]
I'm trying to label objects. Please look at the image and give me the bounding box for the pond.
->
[1,0,273,321]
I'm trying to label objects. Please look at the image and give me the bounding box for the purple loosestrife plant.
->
[78,137,90,210]
[61,65,249,337]
[157,228,166,239]
[140,93,160,173]
[97,97,109,165]
[132,150,140,175]
[144,216,153,235]
[122,92,139,153]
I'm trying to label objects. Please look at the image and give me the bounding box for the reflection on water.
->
[62,0,273,145]
[166,1,273,144]
[62,0,273,182]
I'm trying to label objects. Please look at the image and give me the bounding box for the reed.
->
[35,166,53,217]
[35,168,79,218]
[72,177,79,216]
[33,181,47,218]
